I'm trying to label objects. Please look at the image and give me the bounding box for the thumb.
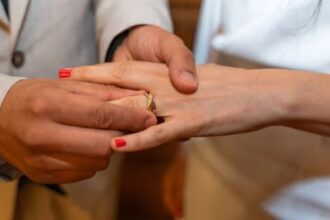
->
[160,36,198,94]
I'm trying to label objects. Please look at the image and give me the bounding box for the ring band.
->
[145,93,156,112]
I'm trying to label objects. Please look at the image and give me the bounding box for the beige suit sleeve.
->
[94,0,173,61]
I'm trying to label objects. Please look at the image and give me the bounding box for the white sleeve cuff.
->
[0,74,26,107]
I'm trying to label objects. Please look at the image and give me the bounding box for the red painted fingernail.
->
[115,139,127,148]
[58,68,72,78]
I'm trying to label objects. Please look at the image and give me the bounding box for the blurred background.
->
[117,0,201,219]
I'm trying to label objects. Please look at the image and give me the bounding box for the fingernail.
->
[180,71,196,84]
[58,68,72,78]
[115,139,127,148]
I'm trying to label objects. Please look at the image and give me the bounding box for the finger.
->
[109,95,147,110]
[29,170,96,184]
[57,80,144,101]
[70,62,161,91]
[27,122,119,157]
[57,80,142,101]
[32,154,111,172]
[110,95,164,116]
[110,121,186,152]
[160,36,198,94]
[39,89,156,132]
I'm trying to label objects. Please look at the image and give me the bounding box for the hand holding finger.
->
[0,78,157,184]
[34,88,156,132]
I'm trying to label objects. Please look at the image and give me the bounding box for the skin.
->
[112,25,197,217]
[0,79,156,184]
[68,61,330,152]
[113,25,198,94]
[0,25,197,184]
[68,61,330,217]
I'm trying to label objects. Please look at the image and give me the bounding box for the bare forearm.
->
[257,68,330,135]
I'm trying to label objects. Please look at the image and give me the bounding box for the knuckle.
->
[152,126,168,143]
[75,66,90,80]
[112,62,131,80]
[30,97,50,115]
[93,104,114,129]
[22,128,43,149]
[123,98,139,109]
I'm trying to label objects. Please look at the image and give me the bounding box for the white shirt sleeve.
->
[0,73,25,105]
[95,0,173,61]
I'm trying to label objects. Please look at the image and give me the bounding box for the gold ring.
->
[145,93,156,112]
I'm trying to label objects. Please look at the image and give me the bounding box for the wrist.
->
[249,69,286,127]
[267,69,330,128]
[253,69,309,127]
[196,65,283,135]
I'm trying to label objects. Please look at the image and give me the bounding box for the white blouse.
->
[196,0,330,74]
[194,0,330,219]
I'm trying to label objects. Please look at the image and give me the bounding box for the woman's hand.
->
[68,62,284,151]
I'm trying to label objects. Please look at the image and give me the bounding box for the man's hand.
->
[0,79,156,184]
[113,25,198,94]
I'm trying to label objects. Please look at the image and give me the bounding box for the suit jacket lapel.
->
[9,0,30,47]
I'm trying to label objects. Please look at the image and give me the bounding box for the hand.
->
[68,62,281,151]
[113,25,198,94]
[0,79,156,183]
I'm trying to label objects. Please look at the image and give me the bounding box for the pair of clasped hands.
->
[0,26,268,184]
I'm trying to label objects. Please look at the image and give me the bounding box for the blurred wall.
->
[170,0,201,49]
